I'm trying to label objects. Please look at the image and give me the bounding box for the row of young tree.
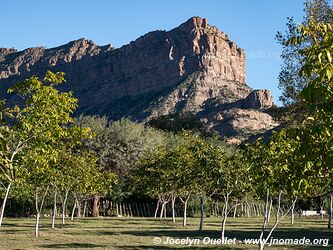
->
[0,72,118,236]
[128,7,333,250]
[0,72,197,236]
[124,15,332,250]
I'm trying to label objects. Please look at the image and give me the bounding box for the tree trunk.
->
[61,190,69,225]
[291,201,295,225]
[128,203,133,217]
[164,203,167,218]
[51,188,57,229]
[154,199,160,218]
[183,199,188,227]
[246,200,250,217]
[92,194,100,217]
[159,202,165,218]
[76,198,81,218]
[35,192,40,237]
[259,188,270,250]
[133,203,138,217]
[258,191,296,250]
[119,203,123,216]
[267,198,272,222]
[256,203,259,216]
[82,200,87,218]
[116,203,119,217]
[215,203,218,216]
[255,204,260,217]
[72,194,81,218]
[233,199,237,218]
[245,195,250,217]
[180,195,190,227]
[199,195,205,231]
[221,193,230,240]
[35,212,40,237]
[143,203,150,217]
[71,200,76,221]
[171,195,176,223]
[320,199,324,220]
[123,203,128,217]
[35,187,49,237]
[0,181,12,227]
[328,192,333,229]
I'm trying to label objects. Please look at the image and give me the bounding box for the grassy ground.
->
[0,216,332,250]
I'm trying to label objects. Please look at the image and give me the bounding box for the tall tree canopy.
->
[276,0,333,106]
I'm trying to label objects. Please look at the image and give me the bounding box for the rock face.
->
[205,109,279,142]
[243,90,273,109]
[0,17,278,142]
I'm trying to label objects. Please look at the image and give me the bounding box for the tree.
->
[5,71,95,236]
[172,144,196,227]
[76,116,168,217]
[129,131,226,229]
[0,125,19,226]
[289,17,333,228]
[179,132,224,231]
[130,148,172,219]
[0,101,22,226]
[21,150,52,236]
[276,0,332,106]
[244,16,333,249]
[242,18,333,248]
[129,133,191,223]
[0,71,78,229]
[245,127,320,250]
[147,111,217,138]
[46,125,93,227]
[217,152,249,241]
[75,115,111,217]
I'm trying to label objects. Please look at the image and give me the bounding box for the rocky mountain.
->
[0,17,279,142]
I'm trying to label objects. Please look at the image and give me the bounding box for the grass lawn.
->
[0,216,332,249]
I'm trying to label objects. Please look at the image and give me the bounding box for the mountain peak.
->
[0,17,277,142]
[181,16,209,29]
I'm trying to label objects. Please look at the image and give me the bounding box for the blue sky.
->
[1,0,305,104]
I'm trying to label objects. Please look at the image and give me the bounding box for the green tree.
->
[0,126,19,226]
[218,152,249,241]
[276,0,332,106]
[129,131,226,229]
[0,101,22,226]
[179,132,224,231]
[289,18,333,228]
[147,111,217,138]
[5,71,89,236]
[46,125,93,228]
[246,16,333,249]
[245,129,314,250]
[76,116,168,217]
[130,148,164,216]
[74,115,112,217]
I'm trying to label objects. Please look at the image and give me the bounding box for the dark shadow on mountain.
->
[242,124,284,145]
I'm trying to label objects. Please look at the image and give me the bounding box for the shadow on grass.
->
[40,243,105,249]
[118,246,242,250]
[1,229,27,234]
[110,228,333,249]
[59,224,333,243]
[117,227,333,238]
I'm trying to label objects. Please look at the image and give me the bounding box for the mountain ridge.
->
[0,17,279,143]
